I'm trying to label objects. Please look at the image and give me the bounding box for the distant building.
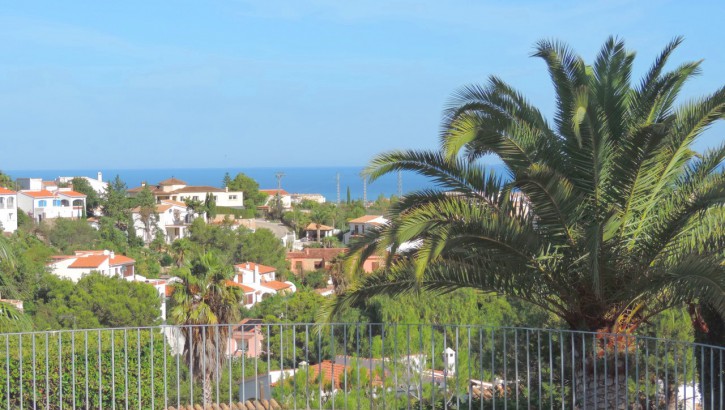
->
[286,247,385,275]
[16,184,86,223]
[302,222,335,241]
[47,250,135,282]
[56,172,109,195]
[130,199,198,244]
[227,319,265,359]
[127,177,244,208]
[259,189,292,210]
[343,215,388,244]
[291,193,326,204]
[0,187,18,233]
[229,262,296,307]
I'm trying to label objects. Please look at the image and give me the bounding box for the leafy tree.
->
[169,252,243,406]
[45,219,99,254]
[132,186,159,243]
[0,172,13,189]
[310,206,333,243]
[225,172,266,217]
[101,175,133,232]
[31,273,161,329]
[282,209,311,237]
[204,192,217,222]
[332,37,725,406]
[239,228,289,278]
[71,177,100,216]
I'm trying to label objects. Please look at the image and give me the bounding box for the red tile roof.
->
[110,255,135,266]
[225,280,255,293]
[20,190,55,198]
[170,186,225,194]
[158,177,187,186]
[304,223,333,231]
[261,280,291,291]
[0,187,16,195]
[57,190,86,198]
[348,215,385,224]
[287,248,347,260]
[259,189,290,196]
[68,255,108,269]
[304,360,380,389]
[235,262,276,274]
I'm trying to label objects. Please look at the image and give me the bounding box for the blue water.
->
[4,166,504,201]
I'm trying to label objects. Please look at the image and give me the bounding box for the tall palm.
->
[170,252,242,406]
[331,37,725,408]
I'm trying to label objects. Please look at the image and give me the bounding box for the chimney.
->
[245,262,250,270]
[110,251,115,259]
[97,171,103,182]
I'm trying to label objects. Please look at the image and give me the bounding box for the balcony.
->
[0,323,721,409]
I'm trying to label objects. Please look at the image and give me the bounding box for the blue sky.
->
[1,0,723,170]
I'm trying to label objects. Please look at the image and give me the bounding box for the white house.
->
[131,200,198,244]
[17,189,86,223]
[57,172,109,195]
[291,193,326,204]
[47,250,135,282]
[229,262,296,308]
[0,187,18,233]
[127,177,244,208]
[343,215,388,244]
[259,189,293,210]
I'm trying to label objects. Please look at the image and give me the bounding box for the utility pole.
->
[362,176,367,207]
[397,170,402,197]
[275,172,285,191]
[336,172,340,205]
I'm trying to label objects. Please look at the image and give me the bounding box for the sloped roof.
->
[68,255,108,269]
[287,248,347,260]
[261,280,291,291]
[169,186,225,194]
[158,177,187,186]
[259,189,290,196]
[348,215,385,224]
[57,190,86,198]
[304,223,334,231]
[110,255,135,266]
[0,187,16,195]
[235,262,276,274]
[19,190,55,198]
[225,280,255,293]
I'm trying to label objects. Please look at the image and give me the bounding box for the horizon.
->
[1,1,724,170]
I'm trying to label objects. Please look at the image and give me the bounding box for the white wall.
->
[0,194,17,233]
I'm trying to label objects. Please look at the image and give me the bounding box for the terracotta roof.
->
[160,199,188,207]
[130,203,176,213]
[304,223,333,231]
[158,177,187,186]
[259,189,290,196]
[0,187,16,195]
[169,186,225,194]
[127,186,163,194]
[304,360,382,390]
[68,255,108,269]
[287,248,347,260]
[225,280,255,293]
[235,262,276,274]
[348,215,385,224]
[57,190,86,198]
[110,255,135,266]
[261,280,291,291]
[20,190,55,198]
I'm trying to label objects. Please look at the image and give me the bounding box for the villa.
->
[0,187,18,233]
[127,177,244,208]
[228,262,296,308]
[343,215,388,244]
[130,199,199,244]
[16,189,86,223]
[47,250,136,282]
[259,189,292,210]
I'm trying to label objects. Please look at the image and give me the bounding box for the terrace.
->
[0,323,721,409]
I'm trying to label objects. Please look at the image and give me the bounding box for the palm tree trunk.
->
[203,371,213,407]
[574,364,628,409]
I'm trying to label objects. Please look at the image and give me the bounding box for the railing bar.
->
[467,327,472,410]
[537,330,541,410]
[18,334,23,410]
[653,338,659,410]
[592,334,597,410]
[151,328,155,410]
[711,347,715,410]
[215,326,220,405]
[491,328,495,410]
[479,328,484,410]
[419,324,424,410]
[137,329,141,410]
[5,334,9,410]
[394,323,399,410]
[548,331,552,410]
[515,329,519,410]
[581,333,586,410]
[69,332,74,410]
[305,325,309,409]
[673,341,678,407]
[720,349,723,410]
[456,327,461,410]
[46,332,50,410]
[228,324,232,409]
[502,329,506,410]
[357,323,361,410]
[59,332,63,410]
[293,324,297,410]
[664,340,669,408]
[407,324,412,410]
[176,327,180,408]
[570,332,575,408]
[693,344,697,410]
[344,324,348,410]
[32,333,37,409]
[189,326,194,407]
[527,330,531,410]
[559,330,564,410]
[443,326,447,410]
[124,329,129,410]
[84,331,89,410]
[318,323,323,410]
[241,324,246,405]
[370,323,375,410]
[202,326,207,407]
[98,330,102,410]
[267,324,272,405]
[644,339,649,410]
[331,324,336,410]
[635,335,639,408]
[614,334,618,410]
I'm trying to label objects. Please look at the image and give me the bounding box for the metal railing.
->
[0,323,723,409]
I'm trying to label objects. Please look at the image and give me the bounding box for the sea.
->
[3,166,505,202]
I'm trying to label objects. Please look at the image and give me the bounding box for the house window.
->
[246,294,254,305]
[229,195,237,200]
[7,197,12,207]
[0,198,4,208]
[7,213,13,221]
[38,200,47,207]
[193,196,199,200]
[52,199,62,207]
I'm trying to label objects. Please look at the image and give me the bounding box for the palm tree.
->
[331,37,725,408]
[169,252,243,406]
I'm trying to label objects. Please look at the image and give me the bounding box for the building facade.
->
[128,177,244,208]
[0,187,18,233]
